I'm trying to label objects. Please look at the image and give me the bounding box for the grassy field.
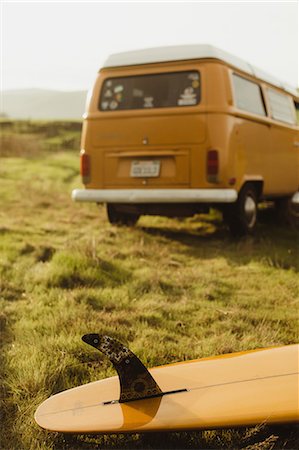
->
[0,121,298,450]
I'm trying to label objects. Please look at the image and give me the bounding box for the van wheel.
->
[224,183,258,236]
[106,204,140,226]
[275,197,299,228]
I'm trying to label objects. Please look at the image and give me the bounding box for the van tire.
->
[224,183,258,236]
[106,204,140,226]
[275,197,299,229]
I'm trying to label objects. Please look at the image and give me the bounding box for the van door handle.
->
[294,141,299,147]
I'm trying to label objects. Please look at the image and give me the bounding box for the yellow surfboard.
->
[35,335,299,434]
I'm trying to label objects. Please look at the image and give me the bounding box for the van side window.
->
[267,88,296,125]
[232,74,266,116]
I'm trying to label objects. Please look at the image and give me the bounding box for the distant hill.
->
[1,89,88,120]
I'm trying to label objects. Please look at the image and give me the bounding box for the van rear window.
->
[99,71,201,111]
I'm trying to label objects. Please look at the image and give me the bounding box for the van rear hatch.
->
[89,68,206,188]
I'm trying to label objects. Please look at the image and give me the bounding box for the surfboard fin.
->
[82,334,162,403]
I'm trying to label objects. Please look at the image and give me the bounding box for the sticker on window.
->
[110,100,118,110]
[114,85,124,93]
[133,88,144,97]
[104,89,113,98]
[144,97,154,108]
[178,87,197,106]
[188,73,199,81]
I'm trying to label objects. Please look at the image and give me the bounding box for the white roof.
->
[103,44,297,97]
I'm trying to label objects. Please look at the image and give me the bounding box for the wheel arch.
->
[239,178,264,201]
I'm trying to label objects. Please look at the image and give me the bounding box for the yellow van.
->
[72,45,299,234]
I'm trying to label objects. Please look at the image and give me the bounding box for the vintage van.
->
[72,45,299,234]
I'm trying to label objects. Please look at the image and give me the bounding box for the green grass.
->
[0,121,298,449]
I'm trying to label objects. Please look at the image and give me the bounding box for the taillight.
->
[80,150,90,184]
[207,149,219,183]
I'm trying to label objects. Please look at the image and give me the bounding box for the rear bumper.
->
[71,188,238,204]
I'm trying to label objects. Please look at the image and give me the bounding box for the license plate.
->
[130,160,160,177]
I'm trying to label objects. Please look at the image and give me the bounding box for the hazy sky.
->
[1,1,298,91]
